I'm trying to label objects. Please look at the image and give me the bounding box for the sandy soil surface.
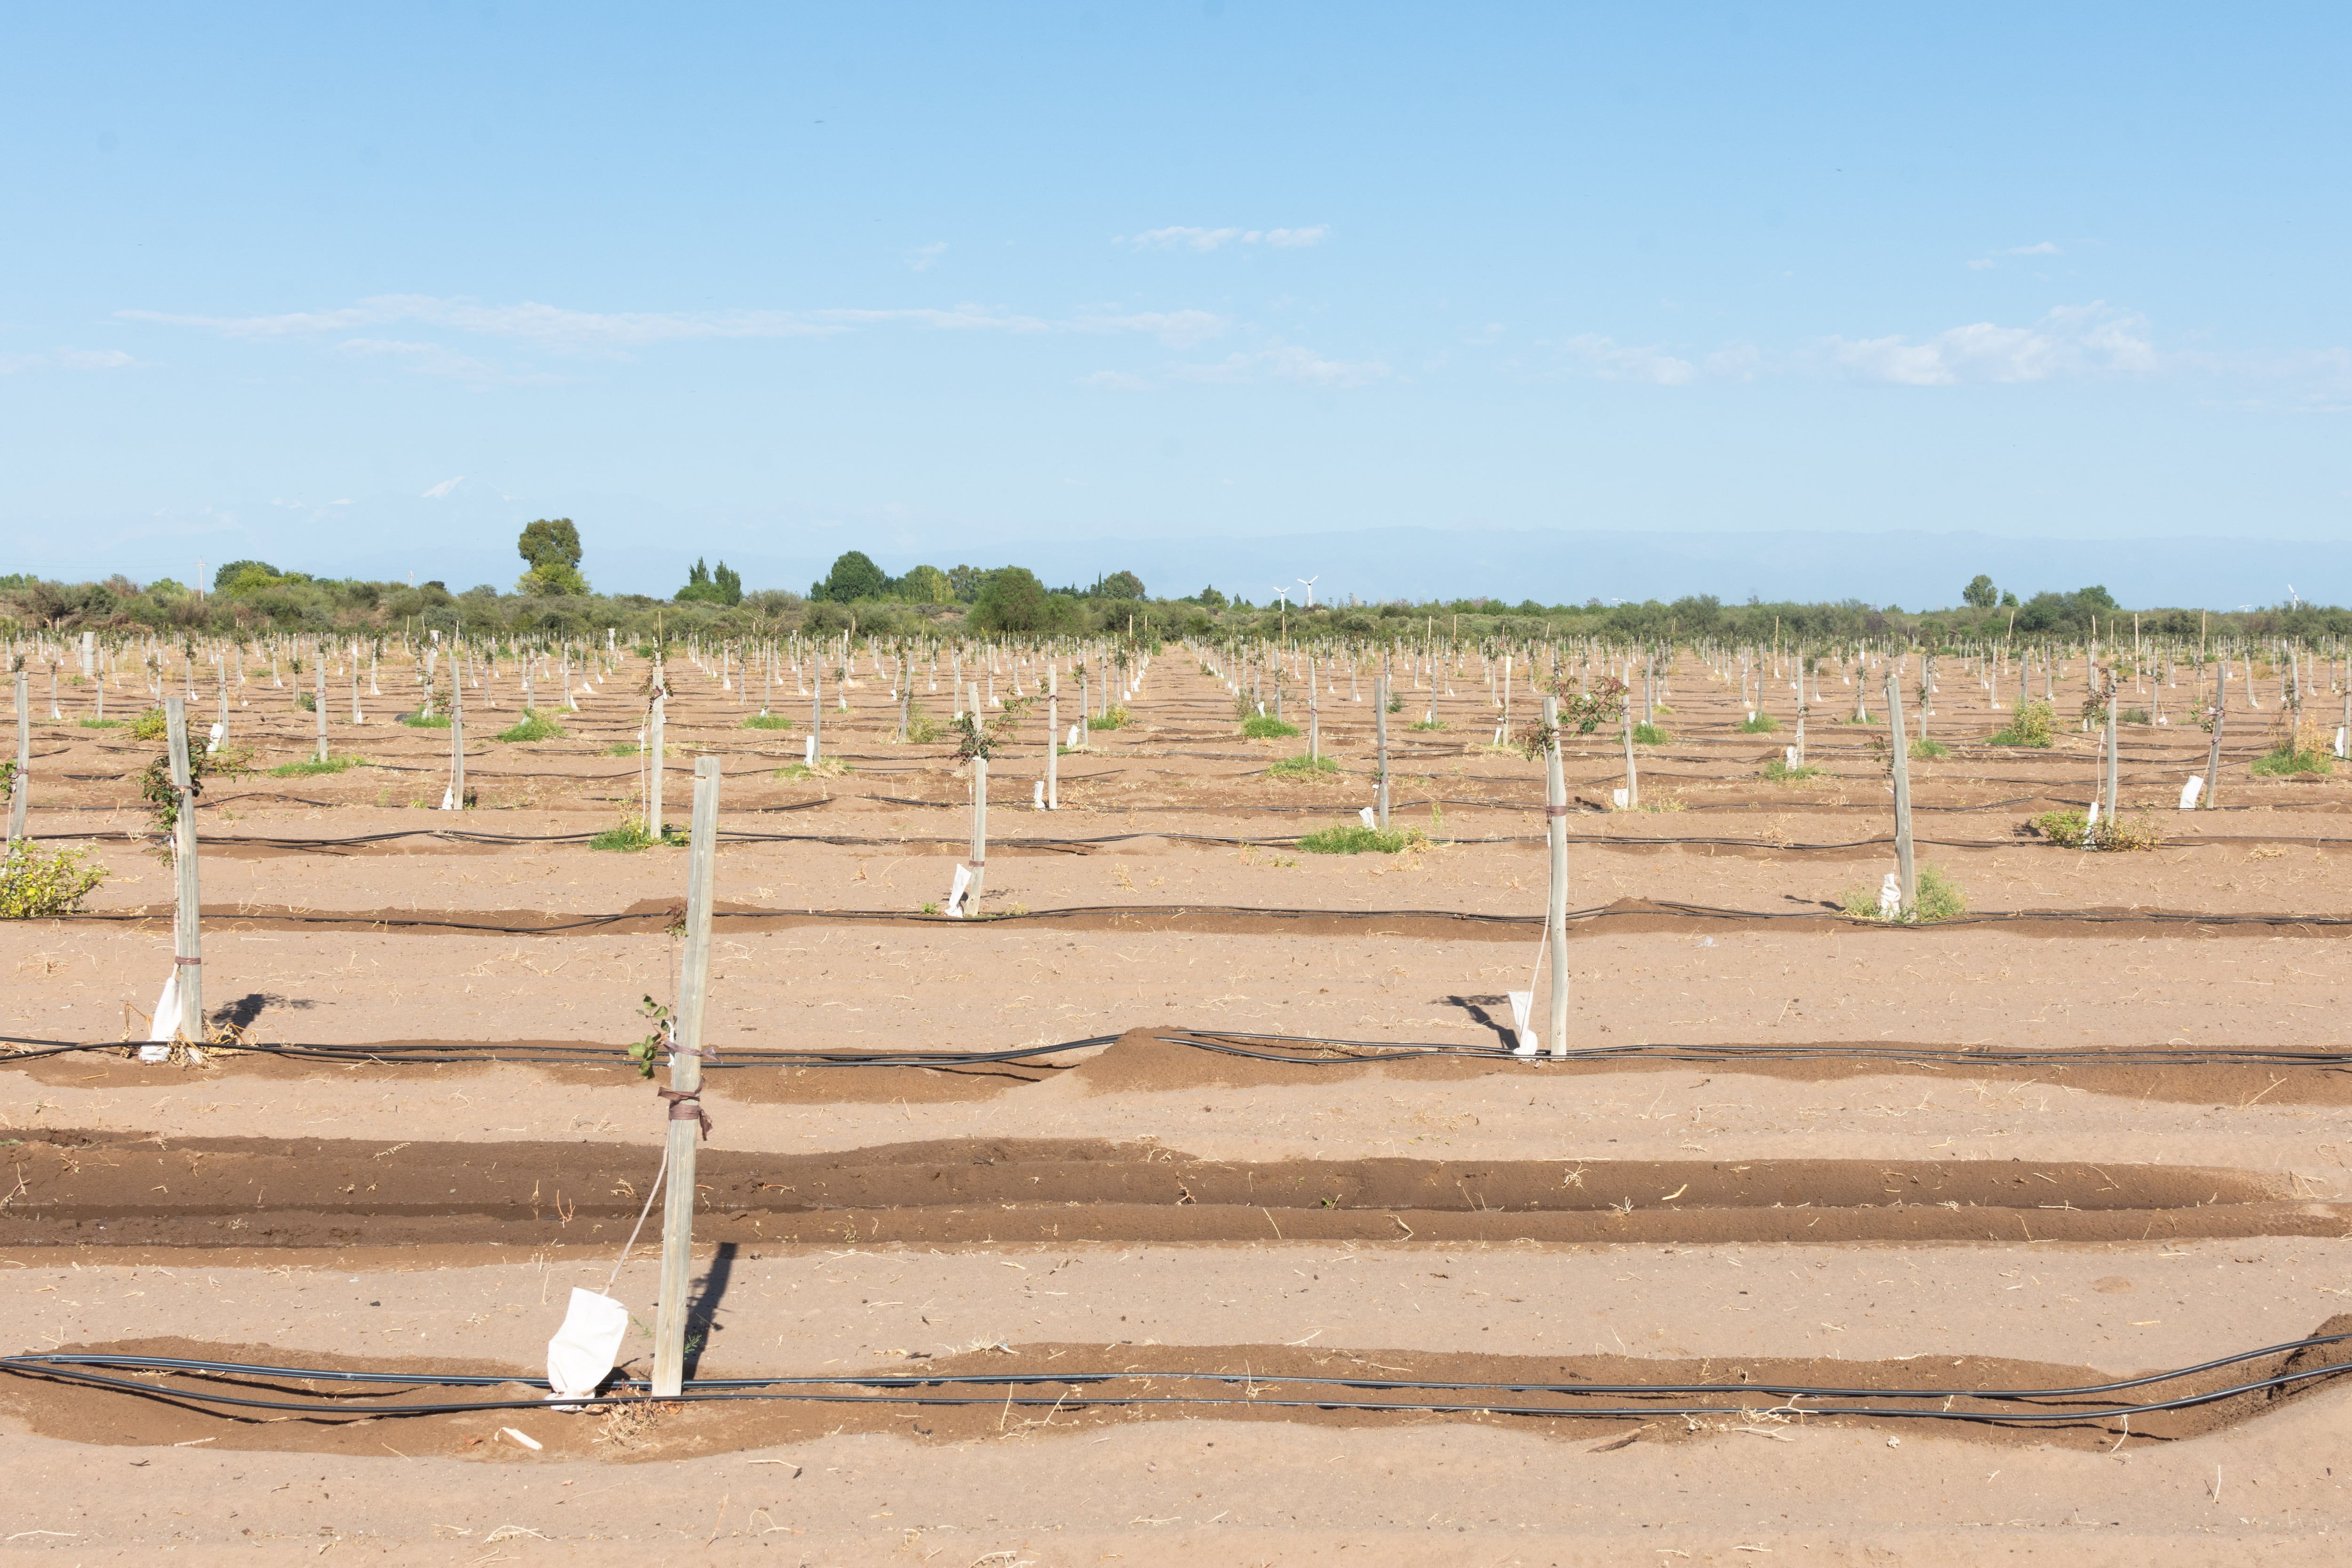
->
[7,645,2352,1563]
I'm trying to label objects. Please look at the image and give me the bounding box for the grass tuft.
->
[588,817,684,852]
[1092,706,1131,731]
[1297,821,1422,854]
[777,759,854,780]
[1762,756,1822,781]
[128,707,168,741]
[1736,712,1780,734]
[1840,861,1967,923]
[2252,743,2334,778]
[1631,722,1668,745]
[493,709,567,743]
[1267,753,1340,780]
[1241,714,1298,739]
[2025,809,2163,852]
[1409,717,1447,731]
[742,712,794,730]
[77,716,122,729]
[401,711,452,729]
[269,755,364,777]
[1909,737,1951,759]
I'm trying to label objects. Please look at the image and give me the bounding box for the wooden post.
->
[1620,688,1639,808]
[1046,666,1059,810]
[1884,671,1916,916]
[1542,693,1570,1056]
[652,755,722,1397]
[8,671,27,848]
[314,645,328,762]
[2103,676,2119,826]
[448,647,466,809]
[2202,677,2225,811]
[1308,657,1319,760]
[969,684,988,900]
[165,695,205,1046]
[648,684,667,831]
[1374,674,1391,829]
[811,655,823,760]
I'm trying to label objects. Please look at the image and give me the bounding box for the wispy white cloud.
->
[422,476,464,500]
[340,337,569,386]
[1560,334,1697,386]
[905,242,948,272]
[1077,370,1154,392]
[1968,239,2065,270]
[1828,302,2155,386]
[1121,225,1329,252]
[1168,343,1389,389]
[121,294,1223,356]
[0,347,135,373]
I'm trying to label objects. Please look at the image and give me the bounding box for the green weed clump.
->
[1736,713,1780,734]
[295,691,317,712]
[1410,717,1447,731]
[2119,707,2152,726]
[128,707,168,741]
[1986,700,2055,747]
[1840,862,1967,923]
[494,709,566,743]
[903,704,942,744]
[777,759,854,780]
[2252,743,2334,778]
[1267,754,1340,780]
[1297,822,1422,854]
[269,755,364,777]
[1762,756,1822,781]
[77,716,122,729]
[0,842,109,918]
[1631,722,1668,745]
[742,712,794,731]
[401,711,452,729]
[2024,810,2163,852]
[1242,714,1300,739]
[588,817,683,852]
[1093,706,1131,731]
[1909,738,1951,759]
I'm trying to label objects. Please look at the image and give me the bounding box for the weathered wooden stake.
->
[2202,674,2225,811]
[652,755,722,1398]
[165,695,206,1045]
[8,671,27,848]
[1620,690,1639,808]
[448,647,467,809]
[1543,693,1570,1056]
[2103,677,2119,825]
[648,679,667,831]
[1046,666,1059,810]
[1374,674,1391,829]
[1884,671,1916,915]
[314,645,328,762]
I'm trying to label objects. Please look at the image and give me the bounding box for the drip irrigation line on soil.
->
[41,899,2352,936]
[4,1333,2347,1427]
[1154,1032,2352,1071]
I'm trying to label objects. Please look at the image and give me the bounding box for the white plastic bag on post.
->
[803,734,817,767]
[139,971,178,1064]
[1876,872,1900,920]
[945,863,972,918]
[2338,727,2348,759]
[1784,746,1797,766]
[1066,724,1081,748]
[545,1288,631,1410]
[1359,806,1376,829]
[2085,799,2100,829]
[439,786,455,811]
[1032,780,1045,810]
[1611,788,1629,810]
[2179,775,2204,811]
[205,721,224,756]
[1508,990,1538,1057]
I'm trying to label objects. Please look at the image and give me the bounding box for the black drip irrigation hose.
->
[37,899,2352,936]
[3,1333,2346,1426]
[8,1028,2346,1073]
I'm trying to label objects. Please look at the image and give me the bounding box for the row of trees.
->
[7,528,2346,644]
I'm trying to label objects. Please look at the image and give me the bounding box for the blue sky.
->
[4,4,2347,601]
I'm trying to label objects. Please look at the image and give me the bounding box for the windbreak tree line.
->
[8,539,2348,647]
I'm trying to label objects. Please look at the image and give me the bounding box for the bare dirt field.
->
[6,644,2352,1564]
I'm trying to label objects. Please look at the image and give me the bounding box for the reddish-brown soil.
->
[7,645,2352,1562]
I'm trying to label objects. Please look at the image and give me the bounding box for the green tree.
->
[1192,584,1227,608]
[896,563,951,603]
[1962,573,1998,609]
[516,518,588,596]
[947,564,984,601]
[675,557,742,606]
[213,559,280,594]
[812,550,889,603]
[1092,570,1146,600]
[970,566,1061,632]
